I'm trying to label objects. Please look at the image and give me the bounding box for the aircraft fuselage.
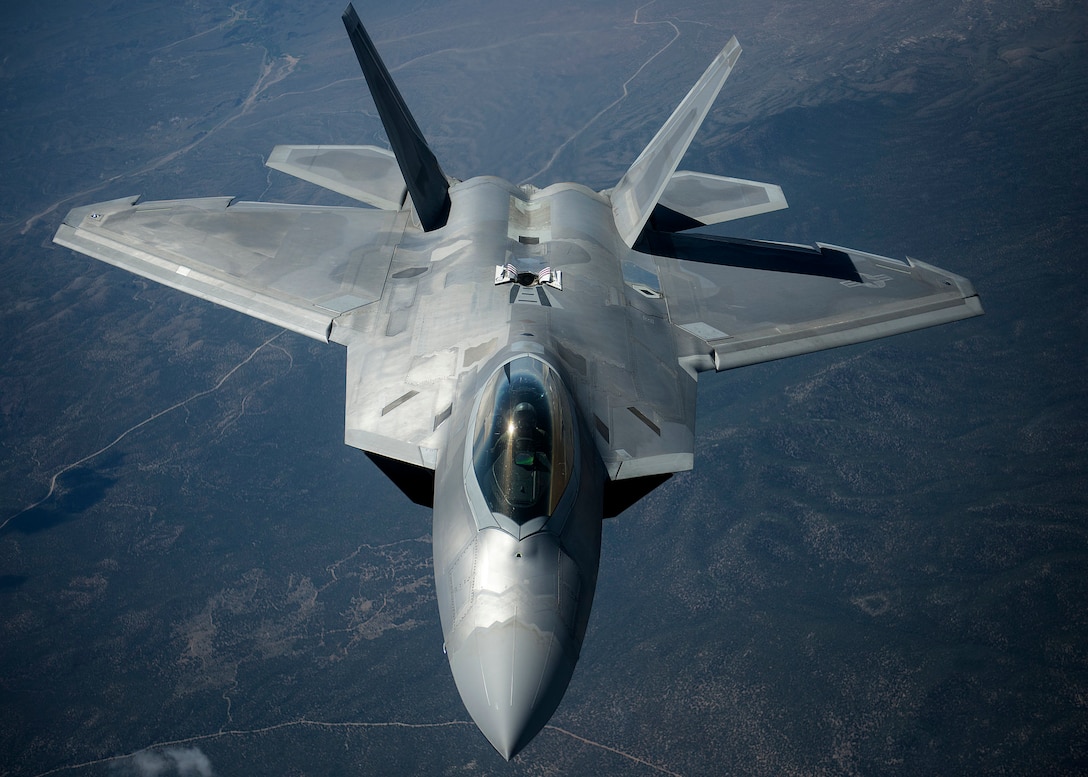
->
[420,178,675,757]
[432,346,604,759]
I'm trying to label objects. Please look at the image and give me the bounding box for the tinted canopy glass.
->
[472,357,574,523]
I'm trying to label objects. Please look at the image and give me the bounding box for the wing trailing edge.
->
[342,4,451,231]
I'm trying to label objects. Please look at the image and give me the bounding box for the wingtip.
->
[719,36,742,69]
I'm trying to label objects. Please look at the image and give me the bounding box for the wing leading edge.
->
[55,195,406,342]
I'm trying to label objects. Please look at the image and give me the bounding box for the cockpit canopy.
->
[471,356,574,524]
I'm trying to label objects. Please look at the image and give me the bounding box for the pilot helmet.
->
[513,401,536,430]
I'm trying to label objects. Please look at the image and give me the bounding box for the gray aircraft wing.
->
[54,190,467,470]
[53,4,469,472]
[643,242,982,371]
[54,195,406,342]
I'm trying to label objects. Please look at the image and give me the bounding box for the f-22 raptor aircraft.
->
[54,4,982,760]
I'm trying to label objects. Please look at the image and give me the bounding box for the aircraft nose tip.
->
[448,619,575,759]
[479,707,527,761]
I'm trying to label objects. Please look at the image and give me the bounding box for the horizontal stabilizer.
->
[649,171,787,231]
[267,145,407,210]
[342,4,451,231]
[611,37,742,247]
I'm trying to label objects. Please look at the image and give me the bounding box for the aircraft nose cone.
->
[448,619,575,760]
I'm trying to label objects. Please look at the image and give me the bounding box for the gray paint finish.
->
[52,4,981,761]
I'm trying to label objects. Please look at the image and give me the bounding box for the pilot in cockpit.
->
[512,401,550,471]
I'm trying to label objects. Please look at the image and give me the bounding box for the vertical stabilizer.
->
[610,38,741,247]
[342,4,451,231]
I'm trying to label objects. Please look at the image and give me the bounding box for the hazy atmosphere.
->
[2,0,1086,774]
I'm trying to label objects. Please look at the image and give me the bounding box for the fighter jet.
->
[53,4,982,760]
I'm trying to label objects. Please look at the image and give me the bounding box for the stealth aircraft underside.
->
[54,5,982,759]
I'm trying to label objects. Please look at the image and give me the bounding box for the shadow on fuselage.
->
[367,450,671,518]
